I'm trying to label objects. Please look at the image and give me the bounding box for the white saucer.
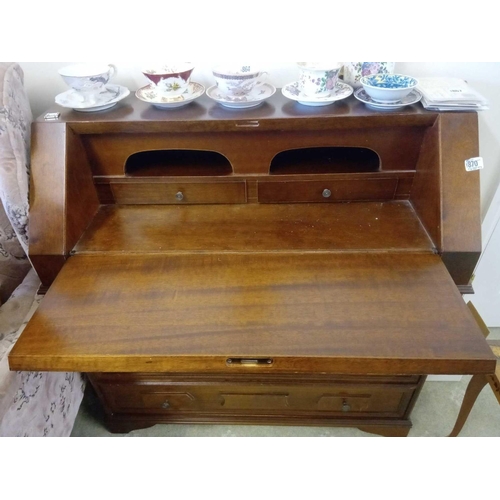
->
[207,83,276,109]
[135,82,205,109]
[55,84,130,112]
[354,88,422,110]
[282,81,353,106]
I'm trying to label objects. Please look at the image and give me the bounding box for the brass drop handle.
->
[162,400,170,409]
[322,188,332,198]
[176,191,184,201]
[342,399,351,412]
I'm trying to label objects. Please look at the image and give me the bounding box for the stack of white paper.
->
[417,77,489,111]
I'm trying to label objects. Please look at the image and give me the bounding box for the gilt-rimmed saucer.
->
[207,83,276,109]
[55,84,130,112]
[282,81,353,106]
[354,88,422,110]
[135,82,205,109]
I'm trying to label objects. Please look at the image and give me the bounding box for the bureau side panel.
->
[410,113,482,287]
[28,122,67,285]
[439,113,482,286]
[28,123,100,288]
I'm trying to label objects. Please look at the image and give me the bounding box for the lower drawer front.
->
[98,380,417,418]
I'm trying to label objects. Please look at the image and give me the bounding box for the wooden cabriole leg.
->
[448,374,488,437]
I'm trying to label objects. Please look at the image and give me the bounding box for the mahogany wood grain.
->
[439,114,481,285]
[94,171,415,204]
[110,180,247,205]
[257,178,398,203]
[19,97,491,435]
[64,127,100,250]
[72,202,434,254]
[39,92,438,135]
[9,252,496,375]
[410,118,441,248]
[80,127,427,177]
[439,113,481,253]
[28,122,66,257]
[28,122,100,288]
[87,371,424,435]
[97,377,416,416]
[409,113,482,287]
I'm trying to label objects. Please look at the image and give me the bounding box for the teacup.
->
[297,62,343,97]
[343,62,395,89]
[212,65,267,97]
[58,63,116,93]
[142,63,195,97]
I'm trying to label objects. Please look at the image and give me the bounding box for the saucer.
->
[354,88,422,110]
[55,84,130,112]
[206,83,276,109]
[282,81,353,106]
[135,82,205,109]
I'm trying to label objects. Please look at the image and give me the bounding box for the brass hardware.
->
[235,121,260,128]
[342,400,351,412]
[175,191,184,201]
[322,189,332,198]
[226,358,274,366]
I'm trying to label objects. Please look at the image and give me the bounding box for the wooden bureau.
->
[9,91,496,436]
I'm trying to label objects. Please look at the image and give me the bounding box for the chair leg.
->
[448,374,488,437]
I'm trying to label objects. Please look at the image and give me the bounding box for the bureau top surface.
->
[40,90,441,133]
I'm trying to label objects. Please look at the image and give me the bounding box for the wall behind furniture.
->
[18,62,500,232]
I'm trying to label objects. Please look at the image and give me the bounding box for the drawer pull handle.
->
[175,191,184,201]
[235,121,260,128]
[342,400,351,412]
[162,400,170,409]
[322,188,332,198]
[227,358,273,366]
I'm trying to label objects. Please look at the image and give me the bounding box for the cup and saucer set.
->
[135,63,205,109]
[282,63,353,107]
[352,73,422,111]
[206,66,276,109]
[55,64,130,112]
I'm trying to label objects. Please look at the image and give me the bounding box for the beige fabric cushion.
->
[0,62,32,303]
[0,202,30,303]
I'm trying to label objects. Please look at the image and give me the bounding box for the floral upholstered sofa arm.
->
[0,62,85,437]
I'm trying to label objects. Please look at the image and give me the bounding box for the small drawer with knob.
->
[110,180,247,205]
[257,179,398,204]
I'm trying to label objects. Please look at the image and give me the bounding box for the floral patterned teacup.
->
[342,62,395,89]
[297,62,343,97]
[142,63,195,97]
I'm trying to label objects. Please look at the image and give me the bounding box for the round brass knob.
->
[322,189,332,198]
[342,400,351,412]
